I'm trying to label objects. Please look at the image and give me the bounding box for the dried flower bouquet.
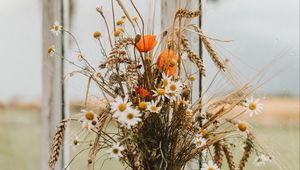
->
[48,1,272,170]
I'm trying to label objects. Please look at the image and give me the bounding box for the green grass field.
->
[0,109,299,170]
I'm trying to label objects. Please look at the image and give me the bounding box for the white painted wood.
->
[42,0,69,169]
[161,0,202,169]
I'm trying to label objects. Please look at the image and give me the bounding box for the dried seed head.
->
[145,56,152,63]
[47,46,55,54]
[73,140,78,145]
[238,122,247,132]
[88,159,93,164]
[116,20,124,26]
[132,16,138,21]
[93,31,101,39]
[162,30,168,37]
[135,34,141,43]
[114,29,122,37]
[188,74,196,81]
[169,58,177,66]
[201,129,209,137]
[121,15,127,19]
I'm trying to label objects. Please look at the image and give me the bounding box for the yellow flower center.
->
[138,102,147,110]
[157,88,165,95]
[197,140,202,146]
[249,102,256,110]
[126,113,134,120]
[238,122,247,132]
[208,167,215,170]
[151,106,157,111]
[53,25,59,31]
[85,112,94,120]
[169,84,177,91]
[112,148,119,154]
[118,103,127,112]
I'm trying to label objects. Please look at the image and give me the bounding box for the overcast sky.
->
[0,0,299,101]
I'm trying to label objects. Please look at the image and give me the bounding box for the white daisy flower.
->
[161,73,172,87]
[152,87,168,101]
[50,21,62,36]
[166,80,182,94]
[47,45,55,56]
[147,101,162,113]
[111,95,132,119]
[118,108,142,129]
[193,134,207,148]
[106,143,125,159]
[244,96,263,117]
[79,110,98,130]
[255,154,272,167]
[201,160,220,170]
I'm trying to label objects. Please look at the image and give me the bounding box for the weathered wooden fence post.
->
[42,0,69,169]
[161,0,202,169]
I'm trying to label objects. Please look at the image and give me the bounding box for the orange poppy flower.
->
[135,35,157,52]
[135,86,150,98]
[157,49,178,76]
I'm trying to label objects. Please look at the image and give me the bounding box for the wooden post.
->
[161,0,202,169]
[42,0,69,169]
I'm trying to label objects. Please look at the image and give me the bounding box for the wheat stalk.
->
[175,9,201,19]
[88,111,108,169]
[222,143,236,170]
[180,35,206,76]
[126,64,139,91]
[49,119,68,170]
[213,141,223,168]
[238,135,254,170]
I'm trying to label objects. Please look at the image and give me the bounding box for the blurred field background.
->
[0,97,298,170]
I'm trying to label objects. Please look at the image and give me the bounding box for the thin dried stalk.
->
[222,143,235,170]
[115,0,137,34]
[180,35,206,76]
[213,141,223,168]
[49,120,68,170]
[88,111,108,169]
[175,9,201,19]
[238,135,254,170]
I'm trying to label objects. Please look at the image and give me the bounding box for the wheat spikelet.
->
[126,64,139,90]
[222,144,235,170]
[180,35,206,76]
[100,37,135,69]
[175,9,201,19]
[200,34,225,71]
[49,120,68,169]
[213,141,223,168]
[238,135,254,170]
